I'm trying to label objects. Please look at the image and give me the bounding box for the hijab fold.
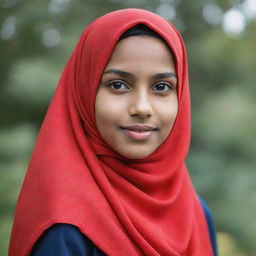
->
[9,9,213,256]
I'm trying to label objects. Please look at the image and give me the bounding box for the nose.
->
[128,88,153,119]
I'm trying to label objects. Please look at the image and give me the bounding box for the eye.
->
[107,80,130,91]
[152,82,172,93]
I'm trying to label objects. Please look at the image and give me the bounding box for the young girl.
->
[9,9,218,256]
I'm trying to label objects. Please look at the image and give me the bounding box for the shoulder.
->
[31,223,105,256]
[199,197,219,256]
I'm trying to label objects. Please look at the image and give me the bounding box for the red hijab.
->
[9,8,213,256]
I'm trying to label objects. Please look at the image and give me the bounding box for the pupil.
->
[156,83,165,90]
[114,82,122,89]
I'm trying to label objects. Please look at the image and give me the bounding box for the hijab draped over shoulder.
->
[9,8,213,256]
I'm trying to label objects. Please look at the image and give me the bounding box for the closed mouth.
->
[120,125,158,132]
[120,124,158,141]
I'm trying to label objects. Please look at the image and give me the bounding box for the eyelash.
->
[106,80,173,93]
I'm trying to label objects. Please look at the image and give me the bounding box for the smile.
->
[120,125,158,141]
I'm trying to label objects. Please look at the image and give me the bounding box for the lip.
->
[120,124,158,141]
[121,124,158,131]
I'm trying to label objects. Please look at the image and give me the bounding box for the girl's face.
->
[95,36,178,159]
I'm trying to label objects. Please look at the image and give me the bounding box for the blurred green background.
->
[1,0,255,255]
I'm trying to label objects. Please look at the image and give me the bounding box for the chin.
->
[119,149,154,160]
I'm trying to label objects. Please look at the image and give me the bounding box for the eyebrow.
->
[103,69,177,80]
[103,69,134,78]
[154,72,177,80]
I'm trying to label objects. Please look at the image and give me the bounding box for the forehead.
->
[105,36,175,70]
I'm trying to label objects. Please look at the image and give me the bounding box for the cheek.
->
[159,96,178,120]
[165,105,178,125]
[95,90,126,136]
[158,99,178,135]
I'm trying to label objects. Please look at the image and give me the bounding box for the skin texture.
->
[95,36,178,159]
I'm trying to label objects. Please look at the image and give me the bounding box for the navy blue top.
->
[31,198,218,256]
